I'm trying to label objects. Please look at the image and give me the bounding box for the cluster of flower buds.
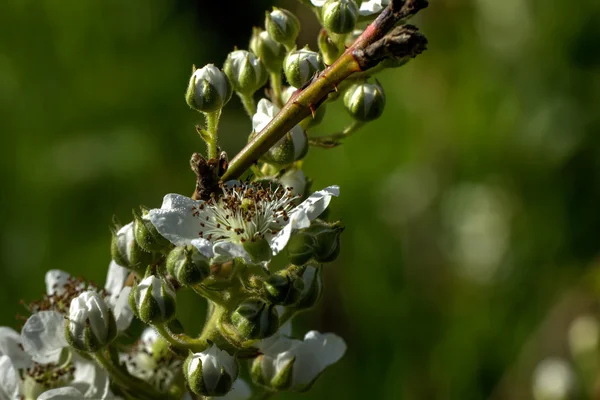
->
[2,0,431,398]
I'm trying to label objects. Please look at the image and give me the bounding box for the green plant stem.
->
[94,349,162,400]
[205,110,222,159]
[239,93,257,117]
[270,72,283,107]
[154,323,210,353]
[309,121,365,148]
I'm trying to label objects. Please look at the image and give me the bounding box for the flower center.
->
[20,360,75,397]
[192,184,299,244]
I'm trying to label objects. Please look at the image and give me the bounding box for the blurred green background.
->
[2,0,600,399]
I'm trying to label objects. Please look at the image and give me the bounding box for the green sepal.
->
[132,208,172,253]
[231,299,279,340]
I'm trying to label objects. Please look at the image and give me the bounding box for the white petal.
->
[310,0,326,6]
[269,222,294,255]
[147,194,205,247]
[71,355,111,399]
[45,270,71,296]
[0,355,19,400]
[190,238,216,258]
[21,311,67,364]
[213,242,251,262]
[38,387,84,400]
[113,287,134,332]
[293,185,339,222]
[219,378,252,400]
[104,261,129,306]
[0,327,31,369]
[303,331,347,368]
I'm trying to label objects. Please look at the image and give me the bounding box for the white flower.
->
[254,330,346,390]
[185,344,239,396]
[311,0,389,16]
[21,265,133,364]
[67,291,115,351]
[147,183,339,264]
[121,328,181,394]
[252,98,308,163]
[0,327,112,399]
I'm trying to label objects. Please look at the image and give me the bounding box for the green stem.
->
[205,110,222,159]
[269,72,283,107]
[94,349,162,400]
[309,121,365,148]
[154,323,210,353]
[239,93,257,117]
[198,304,227,344]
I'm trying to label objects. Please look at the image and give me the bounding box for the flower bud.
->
[286,220,343,264]
[111,222,154,272]
[283,48,324,88]
[231,299,279,340]
[265,8,300,48]
[322,0,359,34]
[184,344,238,396]
[343,81,386,122]
[249,28,287,73]
[185,64,232,113]
[223,50,268,96]
[318,28,343,66]
[166,246,210,286]
[252,99,308,165]
[133,208,172,253]
[251,353,295,391]
[292,265,323,310]
[264,269,305,306]
[65,291,117,353]
[129,275,176,325]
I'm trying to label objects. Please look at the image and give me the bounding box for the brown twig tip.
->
[391,0,429,14]
[353,25,428,71]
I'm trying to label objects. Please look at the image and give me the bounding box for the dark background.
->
[2,0,600,398]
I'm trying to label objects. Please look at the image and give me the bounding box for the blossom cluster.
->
[1,0,430,398]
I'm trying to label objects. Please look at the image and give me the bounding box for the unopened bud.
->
[129,275,176,325]
[251,353,295,391]
[166,246,210,286]
[264,269,305,306]
[185,64,232,113]
[250,28,287,73]
[223,50,268,96]
[322,0,359,34]
[111,222,154,272]
[184,344,238,397]
[65,291,117,353]
[287,220,343,264]
[291,265,323,311]
[133,208,172,253]
[231,299,279,340]
[283,48,324,88]
[318,29,343,66]
[343,81,386,122]
[265,8,300,48]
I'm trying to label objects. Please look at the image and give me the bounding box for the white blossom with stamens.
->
[146,183,339,264]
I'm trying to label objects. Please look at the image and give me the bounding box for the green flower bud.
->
[322,0,359,34]
[223,50,268,96]
[343,80,386,122]
[111,222,154,273]
[231,299,279,340]
[251,354,295,391]
[133,208,172,253]
[166,246,210,286]
[243,236,272,264]
[283,47,324,88]
[185,64,232,113]
[318,28,343,66]
[129,275,176,325]
[184,344,238,396]
[265,8,300,48]
[264,269,305,306]
[249,28,287,73]
[286,229,317,265]
[308,220,344,263]
[292,264,323,310]
[65,291,117,353]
